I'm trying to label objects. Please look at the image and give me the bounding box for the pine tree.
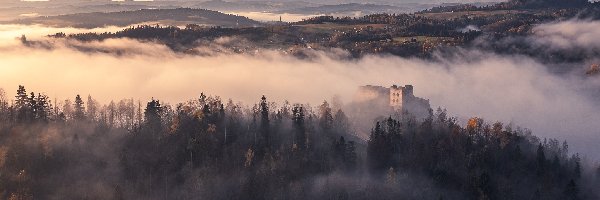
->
[573,154,581,179]
[259,96,270,148]
[344,141,357,170]
[15,85,30,121]
[318,101,333,131]
[35,93,50,121]
[367,122,389,171]
[73,94,86,120]
[144,98,162,131]
[28,92,37,120]
[334,136,346,161]
[333,109,350,134]
[292,104,306,149]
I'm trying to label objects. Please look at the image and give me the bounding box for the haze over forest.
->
[0,0,599,199]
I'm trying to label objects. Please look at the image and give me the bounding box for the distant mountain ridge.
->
[419,0,597,13]
[277,3,432,15]
[196,0,319,12]
[505,0,591,9]
[8,8,262,28]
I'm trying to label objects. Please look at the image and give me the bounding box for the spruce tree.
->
[73,94,86,120]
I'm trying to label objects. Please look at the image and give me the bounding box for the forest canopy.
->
[0,85,598,199]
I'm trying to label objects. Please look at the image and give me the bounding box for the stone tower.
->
[389,85,414,110]
[389,85,403,108]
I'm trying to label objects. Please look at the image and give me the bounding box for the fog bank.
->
[0,23,599,160]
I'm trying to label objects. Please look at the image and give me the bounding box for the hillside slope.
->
[8,8,263,28]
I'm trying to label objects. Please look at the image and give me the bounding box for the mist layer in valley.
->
[0,21,599,162]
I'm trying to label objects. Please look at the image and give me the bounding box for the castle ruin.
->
[355,84,431,118]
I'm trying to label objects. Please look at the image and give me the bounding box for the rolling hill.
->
[8,8,263,28]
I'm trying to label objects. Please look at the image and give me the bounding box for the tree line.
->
[0,85,598,199]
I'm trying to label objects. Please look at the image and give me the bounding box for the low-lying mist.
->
[0,22,599,161]
[225,12,321,22]
[532,20,600,50]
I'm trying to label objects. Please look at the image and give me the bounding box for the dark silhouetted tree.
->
[319,101,333,132]
[259,95,270,149]
[73,94,86,120]
[564,179,580,200]
[292,104,306,149]
[35,93,50,121]
[144,98,162,134]
[367,121,393,172]
[536,144,546,175]
[15,85,30,121]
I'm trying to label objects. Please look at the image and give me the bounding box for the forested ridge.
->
[11,8,262,29]
[36,0,600,60]
[0,85,598,199]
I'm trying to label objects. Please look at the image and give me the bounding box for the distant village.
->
[39,2,598,59]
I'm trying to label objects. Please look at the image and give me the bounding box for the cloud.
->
[0,24,125,41]
[470,20,600,66]
[531,20,600,50]
[0,24,599,161]
[458,25,480,33]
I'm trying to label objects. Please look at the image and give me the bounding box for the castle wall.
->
[354,85,388,102]
[402,96,431,119]
[354,84,431,120]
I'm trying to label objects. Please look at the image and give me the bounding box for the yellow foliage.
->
[467,117,482,130]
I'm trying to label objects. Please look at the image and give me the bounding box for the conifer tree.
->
[35,93,50,121]
[73,94,86,120]
[319,101,333,131]
[15,85,30,121]
[259,96,270,147]
[292,104,306,149]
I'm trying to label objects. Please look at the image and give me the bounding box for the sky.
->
[0,0,506,4]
